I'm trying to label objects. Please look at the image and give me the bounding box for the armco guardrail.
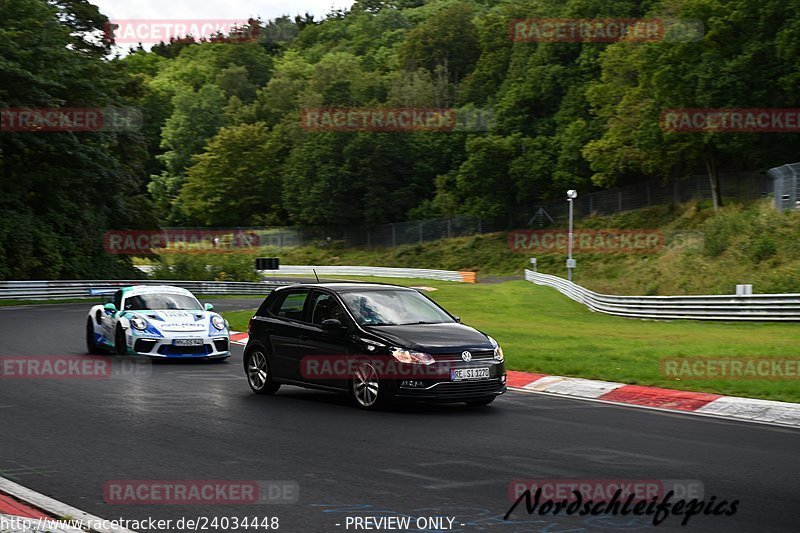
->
[525,270,800,321]
[256,265,476,282]
[0,280,292,300]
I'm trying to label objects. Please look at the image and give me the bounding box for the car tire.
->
[115,325,127,356]
[466,397,495,407]
[246,349,280,394]
[350,361,394,410]
[86,318,102,355]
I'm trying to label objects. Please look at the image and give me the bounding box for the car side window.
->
[113,290,122,311]
[308,292,347,325]
[272,291,309,321]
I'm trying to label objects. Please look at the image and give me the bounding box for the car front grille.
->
[157,344,212,356]
[435,350,495,362]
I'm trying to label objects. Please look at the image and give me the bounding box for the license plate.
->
[451,367,490,381]
[173,339,203,346]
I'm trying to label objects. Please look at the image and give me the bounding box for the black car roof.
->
[274,282,416,293]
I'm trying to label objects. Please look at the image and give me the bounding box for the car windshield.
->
[340,290,455,326]
[123,293,202,311]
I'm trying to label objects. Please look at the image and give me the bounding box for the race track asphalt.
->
[0,300,797,532]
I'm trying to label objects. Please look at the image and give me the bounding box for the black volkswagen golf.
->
[243,283,507,409]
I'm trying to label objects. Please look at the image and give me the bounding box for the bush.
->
[150,253,260,282]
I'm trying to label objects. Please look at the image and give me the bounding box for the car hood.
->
[133,310,208,332]
[363,323,492,354]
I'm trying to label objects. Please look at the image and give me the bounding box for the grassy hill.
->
[259,199,800,295]
[148,199,800,295]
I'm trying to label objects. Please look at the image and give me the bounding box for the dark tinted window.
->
[113,290,122,310]
[308,292,347,325]
[271,291,309,321]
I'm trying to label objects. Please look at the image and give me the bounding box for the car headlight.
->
[211,315,225,330]
[130,316,147,331]
[488,336,504,362]
[391,348,435,365]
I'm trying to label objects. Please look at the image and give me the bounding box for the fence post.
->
[477,216,482,234]
[618,191,623,212]
[367,229,371,249]
[646,183,651,206]
[392,223,396,247]
[447,218,452,238]
[419,221,423,244]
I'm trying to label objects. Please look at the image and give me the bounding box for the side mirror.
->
[204,303,214,311]
[453,316,461,323]
[104,303,117,313]
[321,319,346,332]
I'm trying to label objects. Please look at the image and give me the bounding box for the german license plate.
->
[173,339,203,346]
[451,367,490,381]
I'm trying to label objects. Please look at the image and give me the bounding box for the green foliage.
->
[6,0,800,283]
[0,0,155,280]
[180,123,287,225]
[151,254,260,282]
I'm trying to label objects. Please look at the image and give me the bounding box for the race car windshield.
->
[123,293,202,311]
[340,290,455,326]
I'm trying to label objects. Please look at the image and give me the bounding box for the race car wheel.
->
[246,350,280,395]
[115,325,127,356]
[86,318,102,355]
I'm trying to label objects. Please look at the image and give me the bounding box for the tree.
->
[179,123,287,226]
[0,0,156,279]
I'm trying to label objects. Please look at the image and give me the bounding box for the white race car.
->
[86,285,230,360]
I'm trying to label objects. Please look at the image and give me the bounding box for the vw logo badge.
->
[461,351,472,362]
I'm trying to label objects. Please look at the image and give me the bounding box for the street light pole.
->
[566,190,577,282]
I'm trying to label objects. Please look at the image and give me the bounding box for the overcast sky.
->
[92,0,355,53]
[92,0,354,27]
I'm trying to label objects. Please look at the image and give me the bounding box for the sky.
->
[92,0,355,53]
[92,0,354,22]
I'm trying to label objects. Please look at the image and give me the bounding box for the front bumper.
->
[395,360,507,402]
[128,333,230,359]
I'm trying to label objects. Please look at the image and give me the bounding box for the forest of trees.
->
[2,0,800,278]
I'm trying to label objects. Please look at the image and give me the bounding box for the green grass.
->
[176,199,799,295]
[222,277,800,403]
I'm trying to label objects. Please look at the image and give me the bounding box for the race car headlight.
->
[130,316,147,331]
[391,348,435,365]
[211,316,226,330]
[488,336,504,362]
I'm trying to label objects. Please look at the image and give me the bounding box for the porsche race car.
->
[86,285,230,360]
